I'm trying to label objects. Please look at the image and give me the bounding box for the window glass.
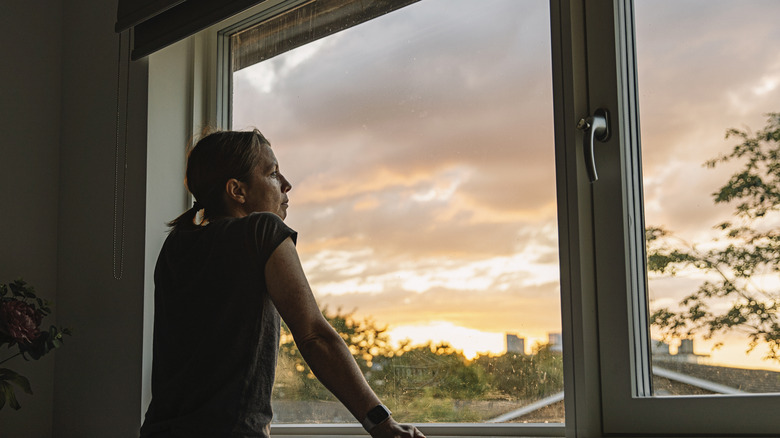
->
[231,0,563,423]
[636,0,780,395]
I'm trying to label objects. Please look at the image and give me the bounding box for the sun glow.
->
[385,322,551,360]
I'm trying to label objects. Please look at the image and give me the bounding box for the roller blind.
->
[115,0,271,60]
[115,0,184,32]
[231,0,421,72]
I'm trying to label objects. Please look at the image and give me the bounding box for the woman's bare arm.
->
[265,237,424,438]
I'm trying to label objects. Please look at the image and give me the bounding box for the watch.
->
[361,404,392,432]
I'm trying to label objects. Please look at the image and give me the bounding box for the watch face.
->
[367,405,390,423]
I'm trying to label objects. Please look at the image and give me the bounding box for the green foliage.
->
[0,368,32,410]
[17,325,72,361]
[273,306,564,422]
[648,113,780,362]
[274,308,392,401]
[473,345,564,400]
[371,342,490,400]
[708,113,780,218]
[389,396,483,423]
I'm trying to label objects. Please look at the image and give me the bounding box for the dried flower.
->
[0,279,71,410]
[0,301,42,344]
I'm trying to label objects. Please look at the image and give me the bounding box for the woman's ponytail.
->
[166,202,203,231]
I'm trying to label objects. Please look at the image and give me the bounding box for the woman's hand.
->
[369,418,425,438]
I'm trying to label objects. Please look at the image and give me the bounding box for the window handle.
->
[577,108,610,183]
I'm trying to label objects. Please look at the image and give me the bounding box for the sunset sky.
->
[232,0,780,369]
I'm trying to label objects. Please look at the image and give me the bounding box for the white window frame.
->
[165,0,780,437]
[583,0,780,436]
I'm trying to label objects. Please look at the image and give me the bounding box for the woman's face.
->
[241,144,292,219]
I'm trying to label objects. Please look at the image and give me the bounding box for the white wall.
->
[143,39,195,414]
[0,2,63,436]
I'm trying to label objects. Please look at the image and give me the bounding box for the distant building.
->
[652,339,709,364]
[548,333,563,353]
[651,339,670,356]
[678,339,695,355]
[506,333,525,354]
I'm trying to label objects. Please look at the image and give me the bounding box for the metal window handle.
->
[577,108,610,182]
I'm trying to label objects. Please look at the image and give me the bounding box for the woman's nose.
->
[281,174,292,192]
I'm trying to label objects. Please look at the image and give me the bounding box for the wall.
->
[0,2,63,436]
[1,0,195,435]
[143,39,194,413]
[53,0,149,436]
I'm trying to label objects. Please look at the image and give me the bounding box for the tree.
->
[271,306,566,421]
[372,341,489,401]
[647,113,780,363]
[273,307,392,400]
[473,344,563,401]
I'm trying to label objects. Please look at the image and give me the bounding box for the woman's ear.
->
[225,178,247,204]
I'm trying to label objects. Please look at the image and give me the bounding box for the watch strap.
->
[361,404,392,432]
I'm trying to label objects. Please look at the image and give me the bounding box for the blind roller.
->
[231,0,421,72]
[115,0,184,32]
[116,0,270,60]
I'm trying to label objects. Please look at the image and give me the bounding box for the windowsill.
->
[270,422,565,437]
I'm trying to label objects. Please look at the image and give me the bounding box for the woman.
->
[140,130,424,438]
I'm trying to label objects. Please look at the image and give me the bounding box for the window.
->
[584,0,780,435]
[229,0,564,434]
[181,0,780,436]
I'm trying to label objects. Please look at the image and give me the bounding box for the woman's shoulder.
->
[246,211,285,222]
[200,211,283,229]
[230,212,289,231]
[176,212,295,245]
[225,212,297,240]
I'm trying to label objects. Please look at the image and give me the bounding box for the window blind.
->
[115,0,184,32]
[115,0,270,60]
[231,0,421,72]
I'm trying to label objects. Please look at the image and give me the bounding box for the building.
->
[506,333,526,355]
[548,333,563,353]
[652,339,710,365]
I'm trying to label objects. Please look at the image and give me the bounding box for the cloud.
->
[635,0,780,172]
[303,239,559,295]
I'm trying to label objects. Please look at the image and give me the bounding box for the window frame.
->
[584,0,780,436]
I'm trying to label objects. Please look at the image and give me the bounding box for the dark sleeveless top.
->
[140,212,297,437]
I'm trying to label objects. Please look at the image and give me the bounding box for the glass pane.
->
[232,0,562,423]
[636,0,780,396]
